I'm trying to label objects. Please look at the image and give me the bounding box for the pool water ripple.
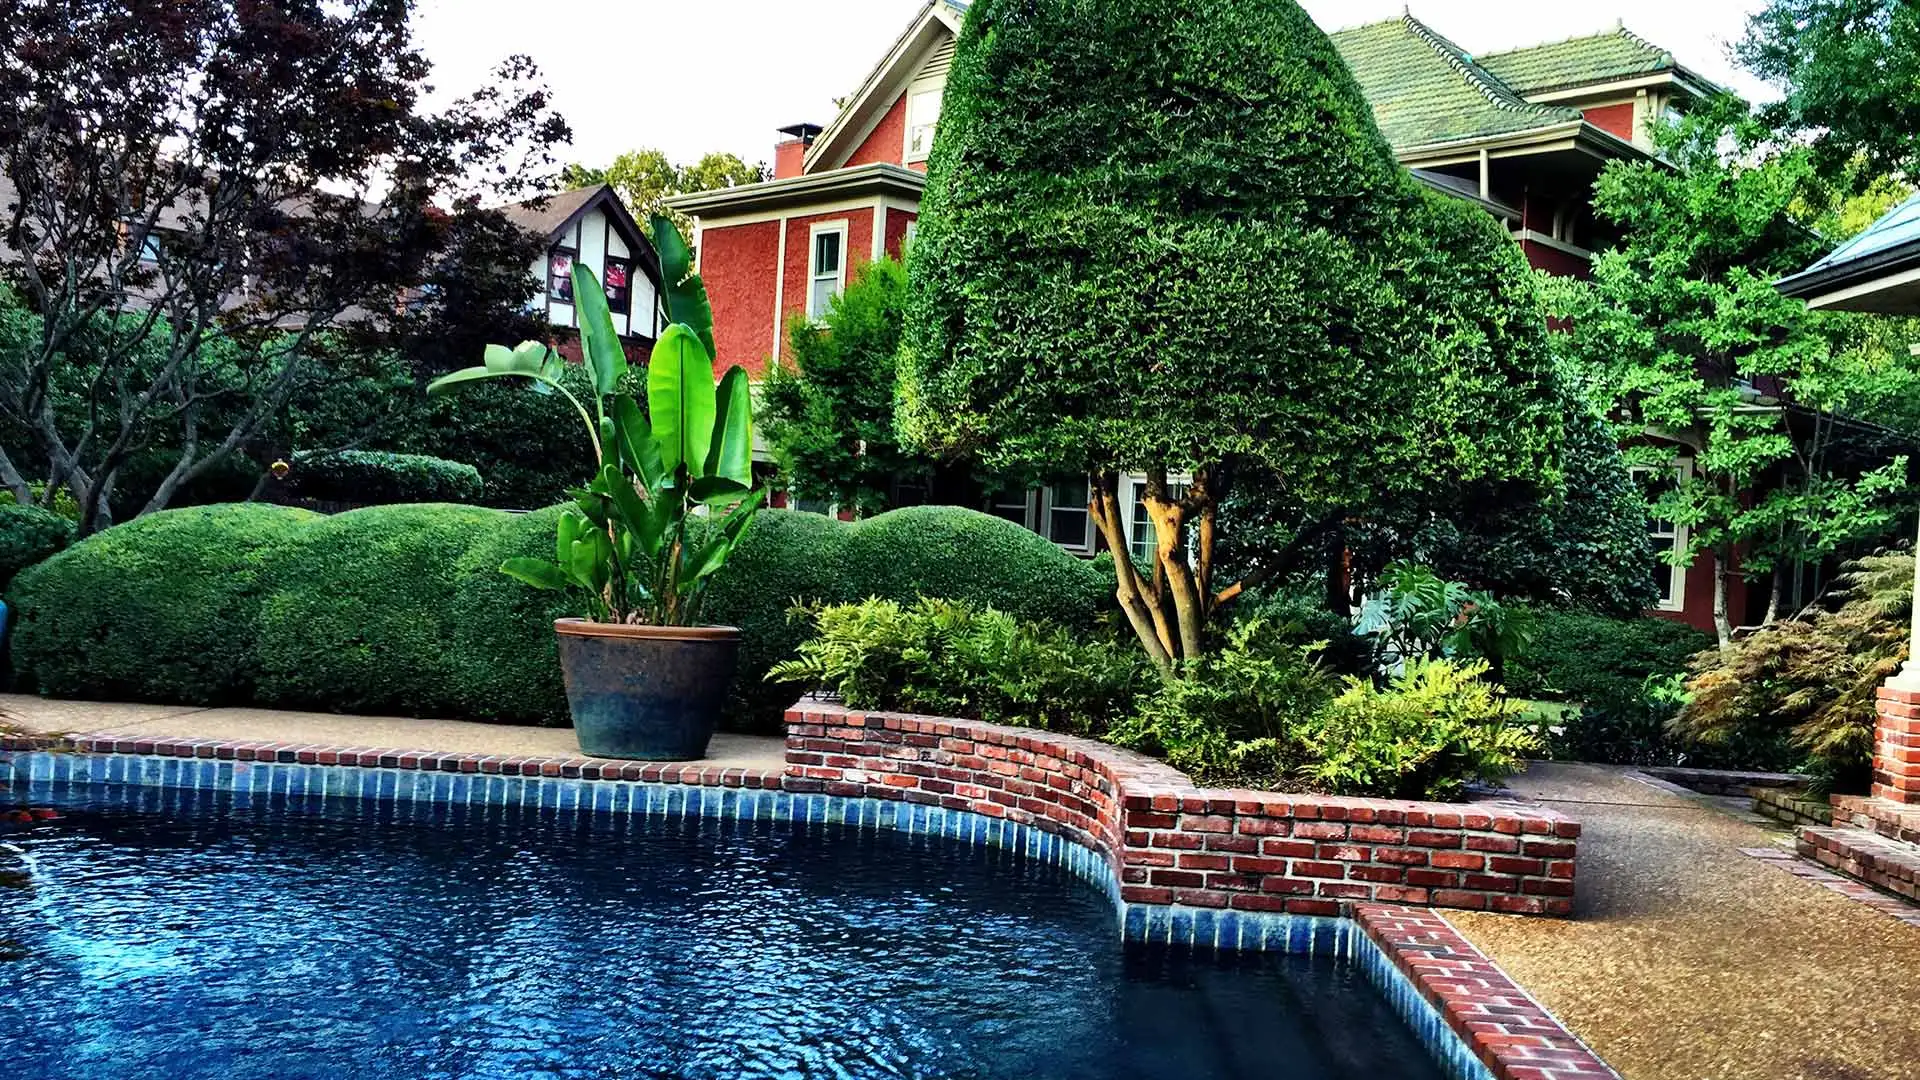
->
[0,786,1446,1080]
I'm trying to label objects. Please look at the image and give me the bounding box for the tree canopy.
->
[562,149,766,238]
[0,0,567,532]
[900,0,1562,669]
[1739,0,1920,185]
[1544,101,1920,642]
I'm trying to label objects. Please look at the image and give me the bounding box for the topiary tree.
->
[900,0,1562,672]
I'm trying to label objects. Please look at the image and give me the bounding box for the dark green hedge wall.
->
[9,503,1111,731]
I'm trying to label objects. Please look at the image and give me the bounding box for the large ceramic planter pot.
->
[552,619,740,760]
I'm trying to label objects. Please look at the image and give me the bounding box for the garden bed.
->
[786,698,1580,917]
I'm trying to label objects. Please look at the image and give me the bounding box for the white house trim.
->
[770,214,788,363]
[805,218,850,320]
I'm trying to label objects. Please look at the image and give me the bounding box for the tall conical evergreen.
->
[900,0,1563,669]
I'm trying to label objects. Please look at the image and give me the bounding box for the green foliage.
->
[900,0,1562,669]
[562,148,766,239]
[285,450,483,505]
[1505,612,1714,703]
[762,257,936,512]
[1739,0,1920,184]
[838,505,1111,632]
[701,509,851,725]
[429,222,762,627]
[1675,550,1911,791]
[771,597,1148,735]
[409,361,602,509]
[0,483,80,522]
[0,505,74,593]
[1353,563,1537,681]
[1109,620,1334,787]
[252,505,503,715]
[1299,660,1544,800]
[445,506,572,723]
[9,504,319,703]
[1547,99,1920,642]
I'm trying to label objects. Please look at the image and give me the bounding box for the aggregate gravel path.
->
[1448,761,1920,1080]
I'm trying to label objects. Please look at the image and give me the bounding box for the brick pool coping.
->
[1,705,1608,1080]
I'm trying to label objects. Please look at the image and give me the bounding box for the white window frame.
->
[985,488,1036,530]
[1631,460,1691,612]
[806,220,848,320]
[1040,478,1094,555]
[1118,473,1194,566]
[905,87,943,163]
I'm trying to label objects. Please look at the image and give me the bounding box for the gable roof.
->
[804,0,968,173]
[498,183,662,282]
[1328,16,1584,153]
[1477,25,1684,97]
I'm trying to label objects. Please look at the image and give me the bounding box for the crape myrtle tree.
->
[0,0,567,533]
[899,0,1563,673]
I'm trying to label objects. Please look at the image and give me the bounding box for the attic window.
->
[906,88,943,162]
[548,247,575,303]
[604,256,632,316]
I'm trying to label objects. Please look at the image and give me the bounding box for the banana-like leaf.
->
[568,532,611,592]
[500,558,569,591]
[682,489,764,582]
[600,463,652,536]
[612,394,666,494]
[703,366,754,487]
[556,509,584,565]
[688,474,751,506]
[648,324,717,477]
[649,213,716,359]
[570,263,630,396]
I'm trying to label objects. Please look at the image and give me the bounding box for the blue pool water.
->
[0,784,1448,1080]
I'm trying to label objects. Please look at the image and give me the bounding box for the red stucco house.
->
[666,3,1732,628]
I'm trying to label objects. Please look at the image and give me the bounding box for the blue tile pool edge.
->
[3,750,1495,1080]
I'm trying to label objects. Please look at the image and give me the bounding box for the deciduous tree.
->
[0,0,567,533]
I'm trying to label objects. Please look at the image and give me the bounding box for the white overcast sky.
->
[411,0,1777,172]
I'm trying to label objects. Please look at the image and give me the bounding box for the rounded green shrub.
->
[251,504,503,716]
[1505,611,1712,702]
[0,504,75,593]
[839,506,1109,629]
[446,505,572,725]
[9,503,318,703]
[286,450,484,505]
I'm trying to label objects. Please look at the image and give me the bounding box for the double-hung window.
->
[807,223,846,319]
[1630,461,1690,611]
[906,88,943,162]
[1125,476,1191,564]
[603,256,632,315]
[1043,479,1093,553]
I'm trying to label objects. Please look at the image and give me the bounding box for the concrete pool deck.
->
[7,694,1920,1078]
[0,694,789,773]
[1447,762,1920,1080]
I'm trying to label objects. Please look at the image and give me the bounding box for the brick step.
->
[1753,786,1832,828]
[1797,825,1920,902]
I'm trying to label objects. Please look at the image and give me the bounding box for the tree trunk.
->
[1712,544,1735,649]
[1763,563,1788,627]
[1325,518,1350,618]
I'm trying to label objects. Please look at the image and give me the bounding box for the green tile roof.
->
[1476,26,1676,96]
[1329,16,1583,151]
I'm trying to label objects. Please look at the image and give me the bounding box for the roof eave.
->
[1776,238,1920,311]
[664,162,927,219]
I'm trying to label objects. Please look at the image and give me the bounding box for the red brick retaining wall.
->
[785,700,1579,916]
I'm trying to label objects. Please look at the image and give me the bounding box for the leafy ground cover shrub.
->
[1673,551,1910,792]
[780,601,1545,800]
[1300,660,1543,800]
[0,505,74,593]
[285,450,483,506]
[772,597,1148,735]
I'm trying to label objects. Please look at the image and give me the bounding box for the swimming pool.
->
[0,782,1458,1080]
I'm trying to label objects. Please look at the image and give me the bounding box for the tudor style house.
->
[666,3,1729,628]
[499,182,667,358]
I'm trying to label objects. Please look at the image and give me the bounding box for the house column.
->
[1875,515,1920,803]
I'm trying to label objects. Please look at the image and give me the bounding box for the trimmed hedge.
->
[0,504,75,592]
[9,502,1112,730]
[11,504,318,703]
[287,450,483,505]
[1505,611,1713,703]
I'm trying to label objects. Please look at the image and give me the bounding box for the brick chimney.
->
[774,122,823,179]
